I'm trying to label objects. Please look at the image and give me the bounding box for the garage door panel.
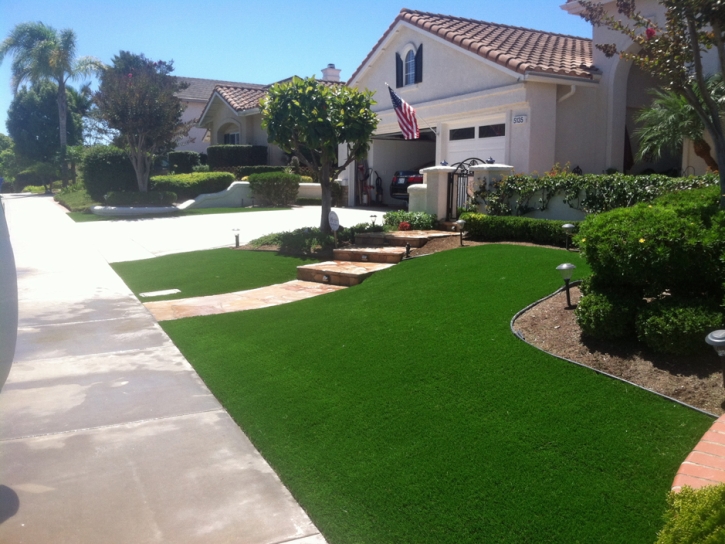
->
[447,137,506,166]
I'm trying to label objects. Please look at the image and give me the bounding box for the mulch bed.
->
[240,235,725,415]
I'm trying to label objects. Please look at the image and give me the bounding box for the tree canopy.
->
[261,77,378,231]
[94,51,190,192]
[579,0,725,208]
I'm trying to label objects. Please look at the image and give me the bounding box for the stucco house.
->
[338,4,718,208]
[194,65,343,167]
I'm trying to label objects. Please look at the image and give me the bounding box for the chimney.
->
[321,63,341,82]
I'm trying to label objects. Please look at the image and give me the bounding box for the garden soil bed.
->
[241,235,724,415]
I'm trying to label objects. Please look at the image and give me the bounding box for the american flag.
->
[388,87,420,140]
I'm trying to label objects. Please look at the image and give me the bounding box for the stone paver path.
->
[145,280,345,321]
[673,414,725,492]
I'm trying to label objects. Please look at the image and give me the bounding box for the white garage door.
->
[446,121,506,166]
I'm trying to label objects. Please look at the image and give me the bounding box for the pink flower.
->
[127,73,133,78]
[645,27,656,40]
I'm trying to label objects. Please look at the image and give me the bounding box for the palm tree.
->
[635,75,725,172]
[0,22,103,186]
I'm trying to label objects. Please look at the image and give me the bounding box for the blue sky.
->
[0,0,592,134]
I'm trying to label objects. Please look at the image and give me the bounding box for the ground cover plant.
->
[111,247,317,302]
[160,244,713,543]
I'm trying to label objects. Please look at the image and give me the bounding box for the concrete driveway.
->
[0,195,357,543]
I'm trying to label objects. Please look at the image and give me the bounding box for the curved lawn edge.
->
[510,282,718,419]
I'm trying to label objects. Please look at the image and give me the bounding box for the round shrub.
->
[635,297,724,355]
[150,172,235,201]
[577,204,722,297]
[81,145,137,200]
[575,290,643,340]
[656,484,725,543]
[248,172,300,207]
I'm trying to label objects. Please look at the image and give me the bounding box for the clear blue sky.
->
[0,0,592,134]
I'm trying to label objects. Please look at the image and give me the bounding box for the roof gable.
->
[175,77,265,102]
[349,9,595,84]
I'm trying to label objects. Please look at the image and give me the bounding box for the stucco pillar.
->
[420,165,454,219]
[408,184,427,213]
[0,200,18,391]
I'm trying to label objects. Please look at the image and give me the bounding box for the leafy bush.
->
[383,210,437,230]
[460,213,577,247]
[104,191,177,207]
[656,484,725,543]
[277,227,334,254]
[234,165,286,179]
[477,173,718,216]
[576,205,723,298]
[576,290,643,340]
[192,164,210,173]
[54,186,98,212]
[0,181,14,193]
[168,151,200,174]
[150,172,234,200]
[635,297,724,355]
[248,172,300,207]
[81,145,137,200]
[207,145,267,169]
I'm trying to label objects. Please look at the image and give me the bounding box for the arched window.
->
[404,50,416,86]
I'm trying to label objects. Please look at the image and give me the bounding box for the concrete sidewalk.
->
[0,195,327,543]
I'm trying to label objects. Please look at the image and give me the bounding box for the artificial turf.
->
[160,244,714,543]
[111,247,318,301]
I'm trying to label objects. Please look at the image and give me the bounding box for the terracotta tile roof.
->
[213,85,269,112]
[175,77,265,102]
[349,8,595,83]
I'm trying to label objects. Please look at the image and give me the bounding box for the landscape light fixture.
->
[232,228,240,248]
[562,224,575,251]
[370,214,377,226]
[556,263,576,309]
[706,330,725,387]
[456,219,466,246]
[405,242,411,259]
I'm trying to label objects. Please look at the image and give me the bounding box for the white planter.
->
[0,200,17,391]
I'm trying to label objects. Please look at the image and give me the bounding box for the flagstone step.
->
[355,230,458,248]
[333,247,407,264]
[296,260,395,286]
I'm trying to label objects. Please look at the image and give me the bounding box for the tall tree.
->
[5,81,83,164]
[579,0,725,208]
[0,22,103,187]
[261,77,378,231]
[94,51,190,192]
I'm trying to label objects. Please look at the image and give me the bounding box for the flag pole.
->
[385,82,438,136]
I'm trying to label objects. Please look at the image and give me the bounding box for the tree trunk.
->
[693,138,719,172]
[128,144,150,193]
[319,163,332,232]
[57,80,69,188]
[715,141,725,210]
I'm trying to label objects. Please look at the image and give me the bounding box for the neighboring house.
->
[340,5,717,208]
[174,77,265,154]
[195,65,343,167]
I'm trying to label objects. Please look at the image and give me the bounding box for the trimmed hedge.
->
[168,151,200,174]
[82,145,137,200]
[105,191,177,207]
[460,213,577,247]
[150,172,235,201]
[575,290,642,340]
[248,172,299,207]
[207,145,267,169]
[656,484,725,543]
[234,165,286,179]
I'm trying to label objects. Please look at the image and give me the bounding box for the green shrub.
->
[383,210,437,230]
[104,191,177,207]
[656,484,725,543]
[81,146,137,200]
[635,297,724,355]
[234,165,286,179]
[278,227,333,254]
[192,164,210,173]
[207,145,267,169]
[0,181,14,193]
[460,213,576,247]
[576,290,643,340]
[150,172,235,201]
[168,151,200,174]
[653,185,721,226]
[248,172,299,207]
[577,205,723,298]
[54,186,98,212]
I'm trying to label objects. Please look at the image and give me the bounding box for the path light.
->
[232,228,240,248]
[405,242,411,259]
[562,223,575,251]
[456,219,466,246]
[556,263,576,309]
[370,214,377,226]
[706,330,725,387]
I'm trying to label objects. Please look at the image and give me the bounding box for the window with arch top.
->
[396,44,423,88]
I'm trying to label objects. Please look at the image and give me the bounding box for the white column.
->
[419,166,455,219]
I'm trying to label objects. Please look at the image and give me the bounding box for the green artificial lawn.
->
[67,206,281,223]
[112,248,318,301]
[160,245,714,543]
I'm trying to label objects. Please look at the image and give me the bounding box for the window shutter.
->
[396,53,403,88]
[414,44,423,84]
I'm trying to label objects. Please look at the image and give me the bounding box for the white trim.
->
[197,91,239,128]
